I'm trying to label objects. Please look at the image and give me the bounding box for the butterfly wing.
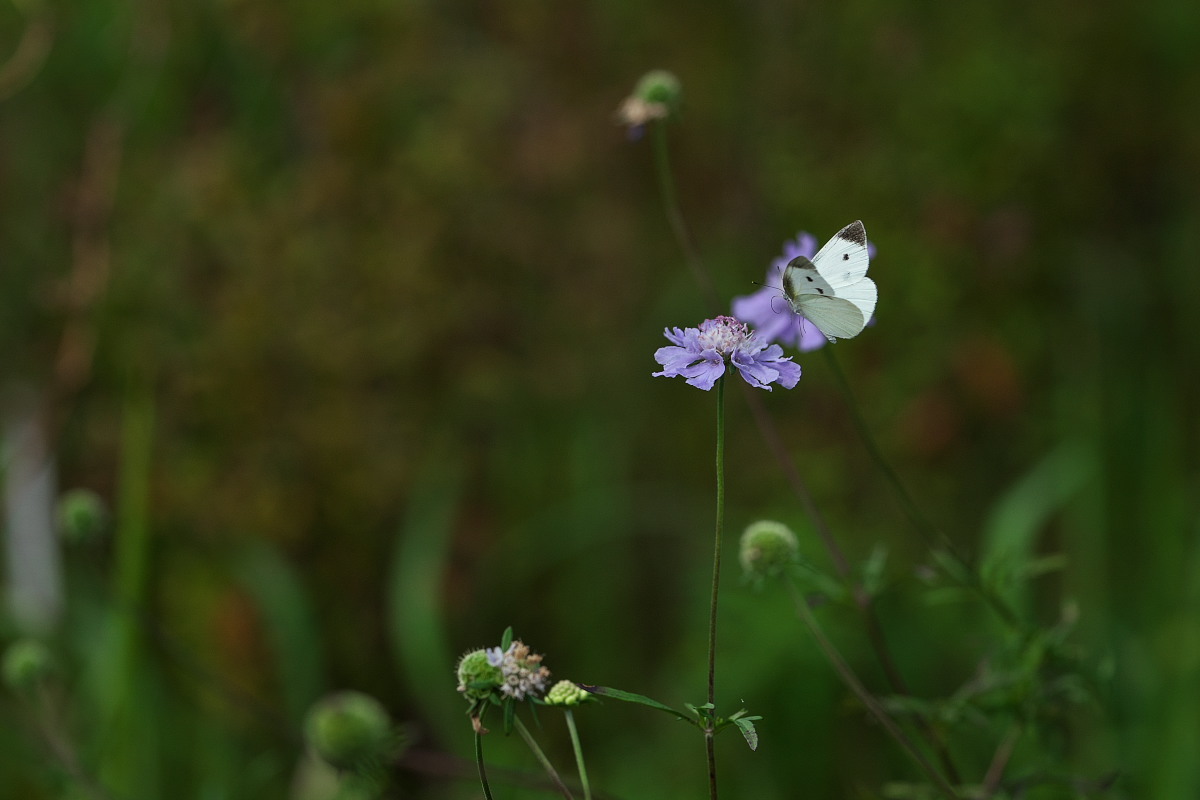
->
[834,276,877,322]
[791,293,868,342]
[810,220,870,290]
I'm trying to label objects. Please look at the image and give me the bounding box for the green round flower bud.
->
[3,639,54,692]
[304,691,391,770]
[740,520,799,579]
[634,70,682,111]
[57,489,108,544]
[545,680,588,707]
[456,649,502,701]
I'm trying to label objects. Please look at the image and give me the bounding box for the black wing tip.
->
[836,220,867,246]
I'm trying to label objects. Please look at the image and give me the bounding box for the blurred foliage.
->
[2,0,1199,797]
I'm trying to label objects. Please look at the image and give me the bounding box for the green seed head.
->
[634,70,682,110]
[2,639,54,693]
[304,691,391,770]
[740,520,799,579]
[57,489,108,544]
[456,649,502,701]
[545,680,590,707]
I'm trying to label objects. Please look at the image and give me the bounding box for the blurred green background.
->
[2,0,1198,797]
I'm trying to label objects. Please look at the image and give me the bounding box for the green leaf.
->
[502,697,515,735]
[981,442,1095,614]
[733,716,759,751]
[578,685,691,721]
[500,626,514,651]
[862,544,889,597]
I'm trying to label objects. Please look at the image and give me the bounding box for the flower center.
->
[697,315,752,355]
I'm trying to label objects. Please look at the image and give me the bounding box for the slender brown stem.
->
[980,723,1021,798]
[785,581,960,800]
[651,123,717,307]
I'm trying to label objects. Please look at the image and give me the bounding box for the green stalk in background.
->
[514,717,575,799]
[784,580,961,800]
[97,387,159,798]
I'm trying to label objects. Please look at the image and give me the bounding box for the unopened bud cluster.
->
[304,691,392,770]
[740,520,799,579]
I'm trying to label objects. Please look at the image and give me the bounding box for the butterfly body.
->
[782,220,876,342]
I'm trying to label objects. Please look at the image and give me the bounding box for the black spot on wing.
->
[805,276,813,282]
[816,288,824,294]
[836,220,867,247]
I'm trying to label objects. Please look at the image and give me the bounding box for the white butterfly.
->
[782,220,877,342]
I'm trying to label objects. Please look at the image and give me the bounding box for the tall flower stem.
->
[645,118,957,779]
[705,373,726,800]
[514,717,575,800]
[563,709,592,800]
[785,580,961,800]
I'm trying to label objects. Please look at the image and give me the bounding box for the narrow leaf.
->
[734,717,759,751]
[578,685,689,720]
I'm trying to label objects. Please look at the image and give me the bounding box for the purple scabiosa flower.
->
[732,232,877,351]
[653,315,801,391]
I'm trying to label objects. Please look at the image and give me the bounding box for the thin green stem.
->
[785,580,961,800]
[514,717,575,800]
[475,710,494,800]
[651,121,718,309]
[706,374,726,800]
[563,709,592,800]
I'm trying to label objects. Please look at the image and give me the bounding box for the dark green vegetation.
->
[2,0,1198,797]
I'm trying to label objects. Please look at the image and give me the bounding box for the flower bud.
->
[634,69,682,110]
[2,638,54,692]
[304,691,391,770]
[740,520,799,579]
[545,680,589,707]
[616,70,682,134]
[456,649,502,701]
[57,489,108,544]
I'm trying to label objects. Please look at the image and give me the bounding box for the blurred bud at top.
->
[304,691,392,771]
[545,680,591,707]
[56,488,108,544]
[740,520,799,580]
[2,638,55,693]
[635,70,682,108]
[456,648,502,701]
[616,69,682,135]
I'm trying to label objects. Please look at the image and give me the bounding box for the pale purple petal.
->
[653,345,696,375]
[731,349,781,390]
[678,354,725,390]
[767,356,802,388]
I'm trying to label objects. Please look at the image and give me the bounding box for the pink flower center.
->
[697,315,752,355]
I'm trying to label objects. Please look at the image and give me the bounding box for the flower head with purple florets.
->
[653,315,801,391]
[732,232,877,351]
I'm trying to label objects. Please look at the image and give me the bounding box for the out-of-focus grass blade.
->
[94,388,162,798]
[980,441,1096,617]
[386,444,463,744]
[233,540,325,725]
